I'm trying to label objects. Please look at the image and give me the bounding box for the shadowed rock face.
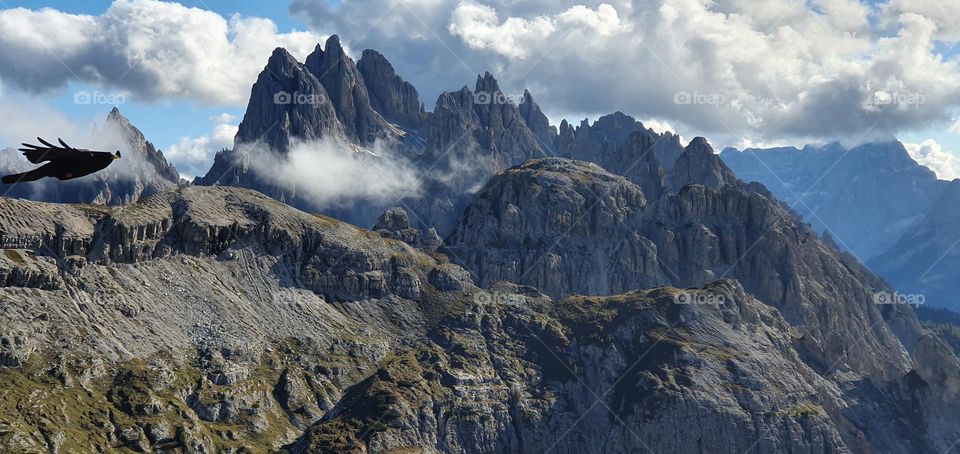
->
[666,136,738,192]
[197,47,343,192]
[0,185,956,453]
[357,49,428,130]
[445,157,915,382]
[720,142,960,310]
[304,35,397,145]
[237,47,344,153]
[518,89,557,153]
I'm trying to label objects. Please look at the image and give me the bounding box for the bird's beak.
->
[113,151,121,160]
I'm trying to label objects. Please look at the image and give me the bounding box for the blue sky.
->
[2,0,960,180]
[0,1,308,171]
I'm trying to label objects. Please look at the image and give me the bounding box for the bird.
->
[2,138,121,184]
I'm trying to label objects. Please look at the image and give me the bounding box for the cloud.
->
[165,114,238,179]
[242,138,422,209]
[950,117,960,134]
[904,139,960,180]
[288,0,960,147]
[881,0,960,41]
[0,0,326,105]
[0,98,81,148]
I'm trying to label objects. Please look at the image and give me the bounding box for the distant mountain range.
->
[722,143,960,309]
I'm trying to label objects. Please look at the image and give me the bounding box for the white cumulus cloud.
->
[165,113,239,180]
[904,139,960,180]
[0,0,326,105]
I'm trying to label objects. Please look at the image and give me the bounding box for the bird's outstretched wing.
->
[17,137,99,164]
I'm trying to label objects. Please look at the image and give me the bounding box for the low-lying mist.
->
[241,137,423,209]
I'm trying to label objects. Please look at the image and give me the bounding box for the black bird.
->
[3,138,121,184]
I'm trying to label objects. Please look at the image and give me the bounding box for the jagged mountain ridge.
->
[444,154,912,381]
[195,36,693,236]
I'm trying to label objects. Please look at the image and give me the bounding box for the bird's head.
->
[113,151,121,160]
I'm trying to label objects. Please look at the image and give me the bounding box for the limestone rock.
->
[357,49,428,130]
[304,35,395,145]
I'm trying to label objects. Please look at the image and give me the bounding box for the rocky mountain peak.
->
[325,33,343,54]
[474,71,501,97]
[231,46,343,153]
[268,46,298,70]
[357,48,428,129]
[305,36,394,144]
[518,89,557,153]
[103,107,180,183]
[666,136,737,191]
[557,118,576,155]
[0,108,180,205]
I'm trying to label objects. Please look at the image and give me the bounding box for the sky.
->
[1,0,960,179]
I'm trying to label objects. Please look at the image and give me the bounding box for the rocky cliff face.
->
[0,186,956,453]
[304,36,397,145]
[240,47,345,152]
[720,142,960,309]
[197,47,344,191]
[445,156,914,382]
[518,90,557,153]
[0,107,180,205]
[666,136,737,192]
[357,49,428,130]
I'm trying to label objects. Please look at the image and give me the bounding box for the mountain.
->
[196,38,550,234]
[445,148,910,380]
[0,184,956,452]
[3,38,949,452]
[870,179,960,309]
[0,107,180,205]
[720,142,944,262]
[303,35,398,145]
[356,49,428,130]
[720,142,960,308]
[196,47,344,192]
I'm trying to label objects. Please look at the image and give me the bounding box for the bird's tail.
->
[2,169,46,184]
